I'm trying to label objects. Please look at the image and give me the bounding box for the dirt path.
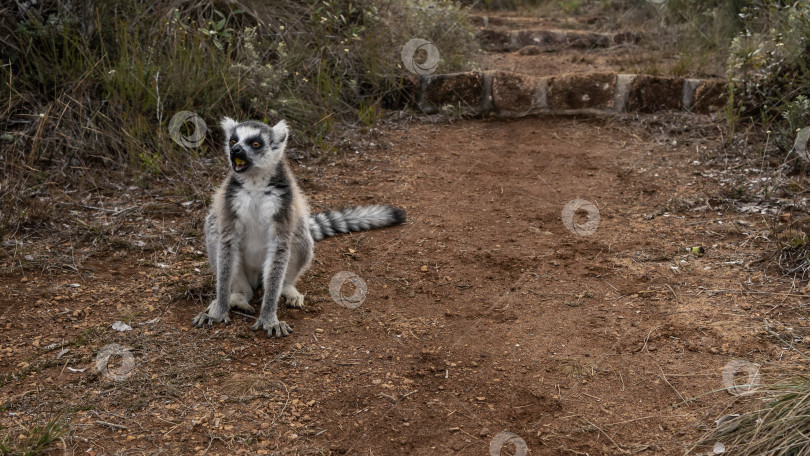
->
[1,10,806,456]
[2,114,804,455]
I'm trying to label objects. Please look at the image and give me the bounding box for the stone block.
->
[548,73,616,110]
[564,31,611,49]
[626,75,683,112]
[421,72,485,113]
[492,72,537,112]
[693,79,727,114]
[514,30,565,50]
[477,29,512,52]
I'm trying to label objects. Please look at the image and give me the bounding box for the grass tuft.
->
[696,378,810,455]
[0,414,64,456]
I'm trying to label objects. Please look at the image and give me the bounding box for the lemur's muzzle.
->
[230,146,251,173]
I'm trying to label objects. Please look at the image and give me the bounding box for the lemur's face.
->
[220,118,289,174]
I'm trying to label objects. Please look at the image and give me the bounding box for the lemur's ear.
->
[220,117,238,134]
[271,120,289,148]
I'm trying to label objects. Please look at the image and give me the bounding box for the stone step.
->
[470,14,547,28]
[403,71,726,117]
[477,28,642,52]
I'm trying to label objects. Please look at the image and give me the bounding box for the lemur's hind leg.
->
[227,267,255,314]
[281,222,314,309]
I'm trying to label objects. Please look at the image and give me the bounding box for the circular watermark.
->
[793,126,810,162]
[401,38,440,76]
[490,431,528,456]
[95,343,135,381]
[562,199,600,236]
[721,359,760,396]
[168,111,207,148]
[329,271,368,309]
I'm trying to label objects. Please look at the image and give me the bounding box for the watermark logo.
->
[793,126,810,162]
[95,344,135,381]
[401,38,440,76]
[490,431,528,456]
[329,271,368,309]
[721,359,760,396]
[562,199,600,236]
[168,111,207,148]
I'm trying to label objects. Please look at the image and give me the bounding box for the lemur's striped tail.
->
[308,205,406,241]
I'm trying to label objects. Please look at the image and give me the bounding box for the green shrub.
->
[727,1,810,155]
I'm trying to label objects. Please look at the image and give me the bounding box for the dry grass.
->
[557,357,599,378]
[696,378,810,455]
[0,0,477,245]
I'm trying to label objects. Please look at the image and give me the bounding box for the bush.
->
[0,0,477,239]
[727,1,810,155]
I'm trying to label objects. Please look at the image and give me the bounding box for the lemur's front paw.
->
[251,317,294,338]
[192,310,231,328]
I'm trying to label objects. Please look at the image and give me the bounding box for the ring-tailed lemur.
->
[192,118,406,337]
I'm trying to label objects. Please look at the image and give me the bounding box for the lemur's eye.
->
[229,139,236,146]
[251,141,262,148]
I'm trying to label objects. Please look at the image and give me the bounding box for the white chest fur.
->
[231,183,282,282]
